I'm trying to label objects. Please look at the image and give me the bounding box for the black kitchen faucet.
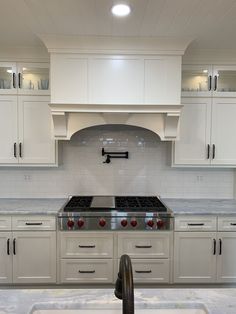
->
[114,254,134,314]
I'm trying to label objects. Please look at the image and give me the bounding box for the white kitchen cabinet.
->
[0,95,18,163]
[0,95,57,166]
[12,231,56,284]
[173,97,236,167]
[0,215,57,285]
[174,232,217,283]
[182,64,236,97]
[50,53,181,105]
[0,232,12,284]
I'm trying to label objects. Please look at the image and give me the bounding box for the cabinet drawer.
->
[130,259,170,283]
[12,215,56,230]
[218,216,236,231]
[60,259,113,283]
[117,232,170,258]
[175,216,217,231]
[60,232,113,258]
[0,216,11,230]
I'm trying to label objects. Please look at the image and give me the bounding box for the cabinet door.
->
[0,62,17,94]
[0,232,12,284]
[12,231,56,283]
[213,65,236,97]
[145,56,181,104]
[17,63,50,95]
[181,65,212,97]
[0,95,18,164]
[174,232,217,283]
[18,95,56,164]
[89,57,143,104]
[211,98,236,165]
[217,232,236,283]
[173,98,211,165]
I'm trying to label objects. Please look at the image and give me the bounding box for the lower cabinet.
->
[174,216,236,283]
[0,215,57,285]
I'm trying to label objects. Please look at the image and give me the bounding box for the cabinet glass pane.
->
[217,70,236,92]
[21,67,49,91]
[182,69,209,92]
[0,67,12,89]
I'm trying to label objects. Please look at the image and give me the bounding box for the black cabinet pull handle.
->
[219,239,222,255]
[18,73,22,88]
[13,73,16,88]
[213,239,216,255]
[25,222,43,226]
[230,223,236,226]
[187,223,204,226]
[207,144,210,159]
[212,144,215,159]
[19,143,22,158]
[135,245,152,248]
[135,270,152,274]
[214,75,218,91]
[78,245,95,248]
[78,270,95,274]
[13,142,17,158]
[7,239,10,255]
[208,75,212,91]
[13,238,16,255]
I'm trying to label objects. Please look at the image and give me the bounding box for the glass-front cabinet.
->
[0,62,17,94]
[0,62,49,95]
[182,64,236,97]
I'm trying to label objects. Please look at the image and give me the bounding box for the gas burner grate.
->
[137,196,164,208]
[115,196,166,209]
[65,196,93,209]
[115,197,140,208]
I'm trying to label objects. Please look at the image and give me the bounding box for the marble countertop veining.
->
[0,288,236,314]
[162,198,236,215]
[0,198,67,215]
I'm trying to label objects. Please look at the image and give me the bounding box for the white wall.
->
[0,125,234,198]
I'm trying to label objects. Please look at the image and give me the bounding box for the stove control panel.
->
[59,216,172,231]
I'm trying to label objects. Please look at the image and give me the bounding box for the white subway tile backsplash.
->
[0,125,234,198]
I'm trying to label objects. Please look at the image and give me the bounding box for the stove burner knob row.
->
[99,218,106,227]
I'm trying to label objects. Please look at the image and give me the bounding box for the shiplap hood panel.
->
[41,36,190,140]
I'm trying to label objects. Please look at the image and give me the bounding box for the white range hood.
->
[41,35,190,140]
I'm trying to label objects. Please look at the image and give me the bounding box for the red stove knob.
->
[99,218,106,227]
[130,219,137,228]
[157,220,164,228]
[67,219,74,228]
[121,219,128,227]
[77,218,85,228]
[147,220,154,228]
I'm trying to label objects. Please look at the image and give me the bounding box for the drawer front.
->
[12,216,56,231]
[60,259,113,283]
[130,259,170,283]
[175,216,217,231]
[60,232,113,258]
[218,216,236,231]
[0,216,11,230]
[117,232,170,258]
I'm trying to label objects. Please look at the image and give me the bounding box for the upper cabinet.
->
[182,64,236,97]
[0,62,49,95]
[50,54,181,105]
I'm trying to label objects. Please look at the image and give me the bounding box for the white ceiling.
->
[1,0,236,50]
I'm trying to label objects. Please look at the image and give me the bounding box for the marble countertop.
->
[162,198,236,215]
[0,288,236,314]
[0,198,66,215]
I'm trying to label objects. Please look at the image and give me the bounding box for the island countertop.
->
[162,198,236,215]
[0,288,236,314]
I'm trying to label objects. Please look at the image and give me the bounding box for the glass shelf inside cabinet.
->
[217,70,236,92]
[0,67,12,89]
[182,68,209,92]
[21,66,49,91]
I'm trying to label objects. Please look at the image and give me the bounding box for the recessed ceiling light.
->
[111,4,131,17]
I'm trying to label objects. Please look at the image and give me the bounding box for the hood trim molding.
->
[49,103,183,141]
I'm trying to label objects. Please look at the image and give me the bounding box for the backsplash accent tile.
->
[0,125,234,198]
